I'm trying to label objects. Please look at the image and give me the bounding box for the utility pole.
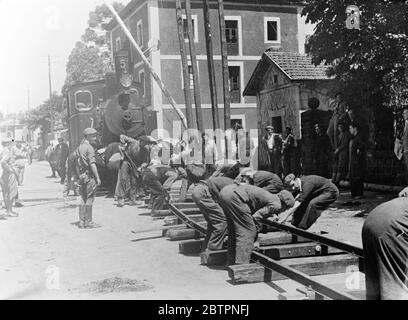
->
[176,0,194,129]
[185,0,203,132]
[203,0,220,130]
[217,0,231,158]
[48,54,54,139]
[27,88,30,112]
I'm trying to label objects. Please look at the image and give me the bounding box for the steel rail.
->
[251,251,357,300]
[168,204,207,235]
[169,203,363,300]
[263,219,364,258]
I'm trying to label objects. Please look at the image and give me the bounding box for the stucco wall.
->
[161,107,258,136]
[258,84,301,138]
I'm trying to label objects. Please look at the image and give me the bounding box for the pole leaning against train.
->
[104,1,188,130]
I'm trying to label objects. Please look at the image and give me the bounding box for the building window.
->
[231,116,245,130]
[225,20,239,56]
[115,37,121,52]
[228,66,241,103]
[273,74,278,84]
[264,17,281,43]
[137,20,143,48]
[188,65,194,89]
[182,15,198,42]
[139,70,145,98]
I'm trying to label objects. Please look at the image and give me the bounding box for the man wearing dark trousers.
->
[349,122,366,199]
[55,137,70,184]
[283,174,339,230]
[77,128,101,229]
[63,148,79,197]
[282,127,297,176]
[115,135,148,207]
[313,124,331,178]
[142,164,179,213]
[362,188,408,300]
[191,177,234,253]
[234,168,283,194]
[219,184,295,265]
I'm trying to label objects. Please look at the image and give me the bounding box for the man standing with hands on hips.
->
[77,128,101,229]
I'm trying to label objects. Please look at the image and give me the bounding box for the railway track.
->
[140,188,366,300]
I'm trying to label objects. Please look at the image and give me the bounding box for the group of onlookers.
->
[260,92,368,200]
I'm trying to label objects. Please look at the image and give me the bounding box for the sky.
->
[0,0,129,116]
[0,0,314,116]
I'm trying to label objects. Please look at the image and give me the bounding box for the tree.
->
[302,0,408,150]
[62,41,108,94]
[81,2,126,70]
[24,93,66,146]
[62,2,126,94]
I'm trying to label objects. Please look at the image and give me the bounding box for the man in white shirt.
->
[264,126,283,175]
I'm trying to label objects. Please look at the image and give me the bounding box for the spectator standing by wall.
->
[332,122,351,186]
[349,122,366,199]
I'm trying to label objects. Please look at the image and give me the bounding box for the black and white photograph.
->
[0,0,407,305]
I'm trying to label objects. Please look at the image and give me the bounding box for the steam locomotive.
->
[66,49,156,151]
[66,50,157,191]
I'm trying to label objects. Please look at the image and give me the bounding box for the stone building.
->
[244,50,336,139]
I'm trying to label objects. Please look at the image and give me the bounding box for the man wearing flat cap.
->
[235,168,283,194]
[282,174,339,230]
[265,126,283,176]
[76,128,101,229]
[218,184,295,264]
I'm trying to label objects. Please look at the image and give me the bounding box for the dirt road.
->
[0,161,394,300]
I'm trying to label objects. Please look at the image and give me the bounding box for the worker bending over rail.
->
[234,168,283,194]
[282,174,339,230]
[142,164,180,213]
[191,176,235,253]
[115,135,150,207]
[362,187,408,300]
[219,184,295,264]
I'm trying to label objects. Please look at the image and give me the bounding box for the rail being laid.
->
[168,203,362,300]
[169,203,207,235]
[251,252,357,300]
[263,219,364,258]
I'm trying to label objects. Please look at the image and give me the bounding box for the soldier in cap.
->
[282,174,339,230]
[219,184,295,264]
[76,128,101,229]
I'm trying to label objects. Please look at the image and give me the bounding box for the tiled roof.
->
[264,50,332,80]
